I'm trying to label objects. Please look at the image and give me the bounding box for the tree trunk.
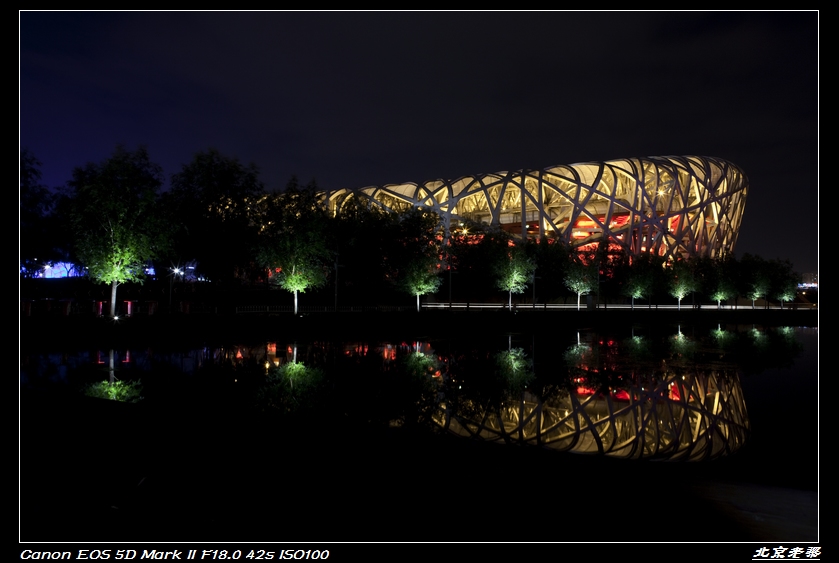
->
[416,293,420,313]
[110,281,118,317]
[294,290,298,315]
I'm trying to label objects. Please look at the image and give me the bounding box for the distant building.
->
[21,262,157,279]
[799,272,818,288]
[325,155,748,262]
[20,261,84,279]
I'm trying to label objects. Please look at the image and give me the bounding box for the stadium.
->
[325,155,748,261]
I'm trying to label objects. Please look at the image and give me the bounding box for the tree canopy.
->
[564,251,597,310]
[385,208,443,311]
[20,149,60,275]
[256,178,332,314]
[493,239,536,310]
[66,145,168,317]
[166,148,264,284]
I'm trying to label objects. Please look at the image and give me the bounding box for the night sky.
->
[19,11,819,274]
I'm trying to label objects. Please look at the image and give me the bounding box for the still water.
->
[20,323,817,467]
[19,322,818,542]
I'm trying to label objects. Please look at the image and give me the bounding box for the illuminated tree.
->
[621,257,656,310]
[739,254,771,309]
[386,208,443,311]
[400,260,443,312]
[702,256,739,309]
[666,257,697,310]
[67,146,168,317]
[257,178,332,314]
[494,241,536,310]
[564,253,597,311]
[769,258,801,309]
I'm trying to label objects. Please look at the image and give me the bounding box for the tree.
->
[400,259,443,312]
[20,149,60,276]
[328,192,394,307]
[527,236,572,305]
[67,146,168,317]
[384,208,443,311]
[257,178,332,314]
[166,148,264,284]
[769,258,801,309]
[564,251,597,310]
[666,257,697,310]
[493,240,536,310]
[621,255,655,310]
[445,221,499,303]
[739,253,772,309]
[695,255,738,309]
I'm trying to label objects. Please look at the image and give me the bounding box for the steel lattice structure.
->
[326,155,748,261]
[432,370,750,461]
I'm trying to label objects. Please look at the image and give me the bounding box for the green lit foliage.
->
[67,145,168,317]
[443,344,536,418]
[385,208,443,310]
[494,242,536,309]
[623,334,654,365]
[711,326,737,350]
[394,351,442,426]
[564,251,597,310]
[621,253,662,308]
[709,270,738,309]
[739,253,772,309]
[82,380,143,403]
[463,228,535,308]
[666,257,697,309]
[669,329,696,361]
[769,258,801,309]
[257,177,332,314]
[495,348,535,396]
[400,260,443,311]
[257,361,325,415]
[694,255,738,308]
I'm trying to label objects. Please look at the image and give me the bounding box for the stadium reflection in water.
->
[22,325,809,463]
[433,367,749,462]
[430,327,754,461]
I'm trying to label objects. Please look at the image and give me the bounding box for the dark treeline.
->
[20,146,806,314]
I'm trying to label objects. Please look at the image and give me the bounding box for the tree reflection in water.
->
[21,324,803,463]
[431,325,801,461]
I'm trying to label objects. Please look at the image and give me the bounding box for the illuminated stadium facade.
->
[326,155,748,261]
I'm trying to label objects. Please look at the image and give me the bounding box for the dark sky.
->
[19,11,819,274]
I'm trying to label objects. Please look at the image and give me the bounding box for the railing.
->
[20,300,817,317]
